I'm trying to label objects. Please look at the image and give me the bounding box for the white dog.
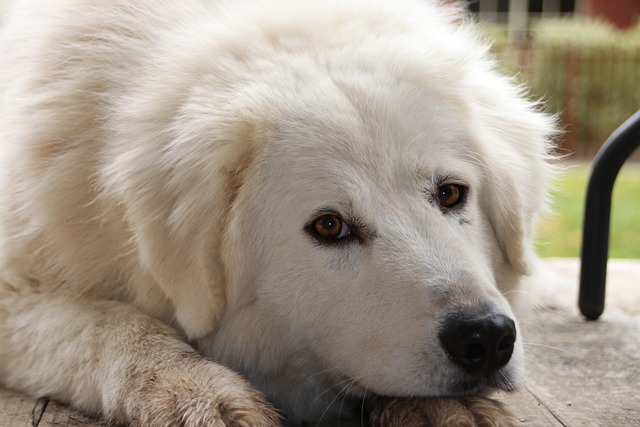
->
[0,0,555,425]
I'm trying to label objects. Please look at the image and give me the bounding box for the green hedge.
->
[483,19,640,159]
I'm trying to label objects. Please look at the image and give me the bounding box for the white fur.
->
[0,0,556,425]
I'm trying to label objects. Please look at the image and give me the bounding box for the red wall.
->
[584,0,640,29]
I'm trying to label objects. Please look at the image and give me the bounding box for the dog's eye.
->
[438,183,467,209]
[309,214,351,242]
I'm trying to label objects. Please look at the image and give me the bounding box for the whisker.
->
[315,377,357,426]
[312,366,375,426]
[521,354,548,371]
[522,339,604,370]
[309,375,353,407]
[337,378,358,424]
[304,365,342,381]
[360,386,370,427]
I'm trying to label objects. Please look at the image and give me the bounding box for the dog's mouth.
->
[341,367,518,401]
[444,371,519,396]
[319,369,518,424]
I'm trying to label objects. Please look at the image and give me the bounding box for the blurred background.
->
[467,0,640,259]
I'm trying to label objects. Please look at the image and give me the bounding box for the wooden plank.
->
[522,310,640,426]
[38,400,107,427]
[0,387,565,427]
[0,388,105,427]
[0,387,39,427]
[495,390,563,426]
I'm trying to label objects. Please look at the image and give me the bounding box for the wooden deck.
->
[1,259,639,426]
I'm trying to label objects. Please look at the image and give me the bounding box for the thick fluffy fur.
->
[0,0,555,425]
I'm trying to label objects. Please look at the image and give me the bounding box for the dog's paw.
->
[368,396,518,427]
[128,362,282,427]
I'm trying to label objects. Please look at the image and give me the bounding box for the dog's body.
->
[0,0,555,425]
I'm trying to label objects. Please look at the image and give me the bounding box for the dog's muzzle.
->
[438,312,516,377]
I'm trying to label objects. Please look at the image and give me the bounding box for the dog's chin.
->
[342,369,520,402]
[317,372,520,424]
[442,370,522,397]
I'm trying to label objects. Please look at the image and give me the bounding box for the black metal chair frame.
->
[579,110,640,320]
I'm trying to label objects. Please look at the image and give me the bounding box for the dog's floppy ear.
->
[103,103,256,339]
[470,98,556,277]
[482,161,539,276]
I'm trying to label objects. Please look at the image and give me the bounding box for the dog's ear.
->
[482,162,539,276]
[104,108,256,339]
[470,101,557,277]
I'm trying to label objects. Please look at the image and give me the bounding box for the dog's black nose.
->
[439,313,516,376]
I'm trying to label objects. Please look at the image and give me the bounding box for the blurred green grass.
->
[535,164,640,258]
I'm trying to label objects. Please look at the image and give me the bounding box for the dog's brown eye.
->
[438,183,466,209]
[310,214,351,241]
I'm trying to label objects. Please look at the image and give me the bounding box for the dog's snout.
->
[439,313,516,376]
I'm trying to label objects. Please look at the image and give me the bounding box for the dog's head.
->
[215,69,554,404]
[110,0,555,421]
[210,9,554,414]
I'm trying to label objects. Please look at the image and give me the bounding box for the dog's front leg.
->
[0,291,281,426]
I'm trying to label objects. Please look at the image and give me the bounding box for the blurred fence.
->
[488,21,640,160]
[520,46,639,158]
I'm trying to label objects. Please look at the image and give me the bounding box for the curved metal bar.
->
[579,110,640,320]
